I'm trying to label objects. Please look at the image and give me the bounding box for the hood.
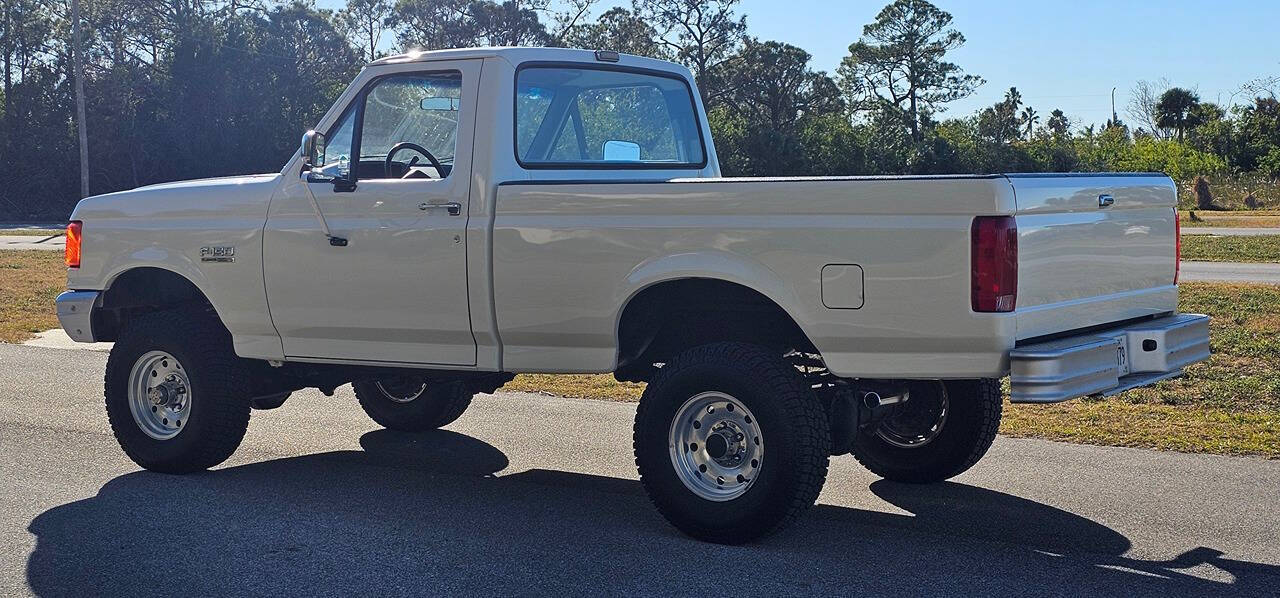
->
[70,173,284,222]
[131,173,282,193]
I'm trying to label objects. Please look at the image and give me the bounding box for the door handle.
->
[419,202,462,216]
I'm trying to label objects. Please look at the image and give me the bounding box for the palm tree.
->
[1020,106,1039,140]
[1155,88,1202,142]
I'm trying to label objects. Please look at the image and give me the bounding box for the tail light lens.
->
[971,216,1018,313]
[65,221,82,268]
[1174,208,1181,285]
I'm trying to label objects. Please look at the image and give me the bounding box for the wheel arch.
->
[94,266,227,342]
[613,259,819,382]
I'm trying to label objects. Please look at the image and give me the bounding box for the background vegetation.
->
[3,0,1279,220]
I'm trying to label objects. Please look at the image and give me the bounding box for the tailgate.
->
[1009,174,1178,340]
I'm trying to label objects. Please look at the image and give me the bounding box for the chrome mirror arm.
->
[299,167,348,247]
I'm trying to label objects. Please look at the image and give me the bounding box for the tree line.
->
[2,0,1277,220]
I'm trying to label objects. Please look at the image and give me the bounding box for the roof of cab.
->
[366,46,692,77]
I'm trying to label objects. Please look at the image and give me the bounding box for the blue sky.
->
[316,0,1280,127]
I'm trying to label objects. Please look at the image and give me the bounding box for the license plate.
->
[1116,343,1130,376]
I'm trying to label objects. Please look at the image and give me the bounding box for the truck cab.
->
[56,47,1209,545]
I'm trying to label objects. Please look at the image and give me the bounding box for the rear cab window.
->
[515,65,706,168]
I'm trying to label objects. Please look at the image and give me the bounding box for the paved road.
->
[0,235,64,250]
[0,224,61,231]
[1181,261,1280,284]
[1182,227,1280,236]
[1,343,1278,596]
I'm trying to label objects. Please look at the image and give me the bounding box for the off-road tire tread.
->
[104,309,253,473]
[852,377,1002,483]
[633,342,830,544]
[353,380,474,431]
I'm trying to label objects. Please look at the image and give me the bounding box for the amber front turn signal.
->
[65,221,82,268]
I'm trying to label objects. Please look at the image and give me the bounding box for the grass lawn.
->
[1180,210,1280,228]
[2,250,1276,457]
[1180,234,1280,263]
[0,228,64,236]
[0,251,64,343]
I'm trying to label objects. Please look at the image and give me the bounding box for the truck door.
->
[263,60,479,366]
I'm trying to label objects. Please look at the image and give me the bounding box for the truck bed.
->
[489,173,1178,379]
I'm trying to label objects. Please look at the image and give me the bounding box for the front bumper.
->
[55,290,101,343]
[1009,313,1211,403]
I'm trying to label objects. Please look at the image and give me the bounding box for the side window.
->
[318,106,356,179]
[339,71,463,181]
[516,67,705,167]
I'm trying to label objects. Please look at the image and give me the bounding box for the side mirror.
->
[602,140,641,162]
[301,130,326,171]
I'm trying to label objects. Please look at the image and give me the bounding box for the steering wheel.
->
[384,142,445,179]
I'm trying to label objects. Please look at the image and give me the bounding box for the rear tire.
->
[852,378,1002,483]
[104,309,253,474]
[353,377,474,432]
[633,342,830,544]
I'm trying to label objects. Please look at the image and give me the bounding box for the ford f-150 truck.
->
[57,47,1210,544]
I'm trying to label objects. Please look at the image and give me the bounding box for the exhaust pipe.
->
[860,388,908,410]
[828,383,911,455]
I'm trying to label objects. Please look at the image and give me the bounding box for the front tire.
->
[353,377,474,432]
[104,309,253,474]
[852,378,1002,483]
[634,342,830,544]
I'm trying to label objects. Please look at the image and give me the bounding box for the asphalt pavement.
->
[1180,261,1280,284]
[1,342,1278,597]
[1182,227,1280,236]
[0,235,64,250]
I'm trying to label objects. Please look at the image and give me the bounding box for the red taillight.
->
[1174,209,1181,285]
[971,216,1017,313]
[65,221,82,268]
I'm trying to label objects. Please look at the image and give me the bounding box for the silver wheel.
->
[876,381,948,449]
[374,378,427,404]
[668,391,764,502]
[127,350,191,441]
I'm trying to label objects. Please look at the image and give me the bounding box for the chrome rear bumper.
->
[55,290,101,343]
[1009,313,1210,403]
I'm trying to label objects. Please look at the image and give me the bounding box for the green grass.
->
[0,228,63,236]
[1001,283,1280,457]
[1180,235,1280,262]
[1181,210,1280,228]
[0,251,64,343]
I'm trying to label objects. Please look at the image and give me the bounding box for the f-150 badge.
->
[200,246,235,263]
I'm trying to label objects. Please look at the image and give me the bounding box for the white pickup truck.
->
[57,47,1209,544]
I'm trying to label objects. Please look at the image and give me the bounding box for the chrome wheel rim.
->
[127,350,191,440]
[668,391,764,502]
[375,377,427,404]
[876,382,948,448]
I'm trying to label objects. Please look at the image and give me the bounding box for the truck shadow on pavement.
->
[26,429,1280,597]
